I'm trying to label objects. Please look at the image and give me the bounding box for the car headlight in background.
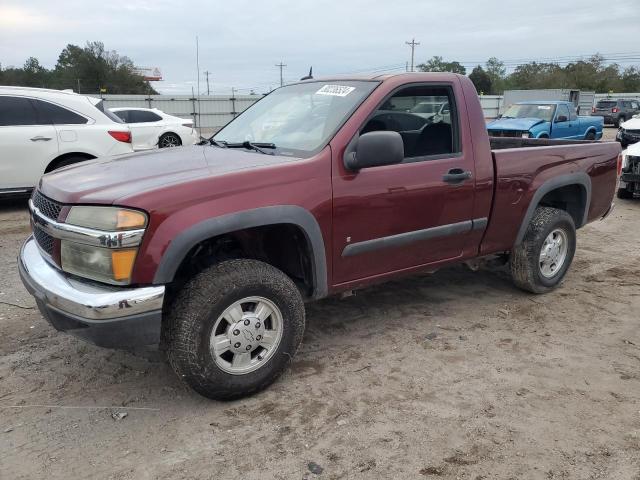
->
[61,206,147,285]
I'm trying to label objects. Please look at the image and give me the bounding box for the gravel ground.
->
[1,127,638,479]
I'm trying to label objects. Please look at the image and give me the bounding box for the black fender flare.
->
[514,172,592,246]
[153,205,328,299]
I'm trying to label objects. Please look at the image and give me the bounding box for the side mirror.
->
[345,131,404,171]
[556,115,568,123]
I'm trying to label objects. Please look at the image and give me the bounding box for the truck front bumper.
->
[18,237,165,348]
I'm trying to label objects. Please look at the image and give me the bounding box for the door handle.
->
[443,168,472,184]
[30,136,52,142]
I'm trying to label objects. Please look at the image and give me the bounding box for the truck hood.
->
[487,117,546,131]
[38,145,299,205]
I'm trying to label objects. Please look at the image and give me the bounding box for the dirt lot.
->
[2,128,639,479]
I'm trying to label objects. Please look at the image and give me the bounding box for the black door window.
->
[129,110,163,123]
[34,100,88,125]
[0,96,40,126]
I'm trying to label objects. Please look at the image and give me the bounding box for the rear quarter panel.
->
[480,142,619,255]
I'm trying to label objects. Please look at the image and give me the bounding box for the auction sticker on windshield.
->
[538,106,552,110]
[315,85,356,97]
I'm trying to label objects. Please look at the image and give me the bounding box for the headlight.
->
[66,206,147,230]
[61,206,147,285]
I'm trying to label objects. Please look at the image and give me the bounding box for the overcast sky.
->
[1,0,639,95]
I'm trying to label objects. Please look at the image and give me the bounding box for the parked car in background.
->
[110,107,199,150]
[616,115,640,148]
[410,101,451,124]
[0,86,132,197]
[487,101,603,140]
[591,98,640,127]
[19,73,618,400]
[618,141,640,199]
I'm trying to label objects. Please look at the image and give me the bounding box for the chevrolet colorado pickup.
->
[19,73,620,400]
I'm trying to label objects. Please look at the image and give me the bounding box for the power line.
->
[275,62,287,87]
[405,38,420,72]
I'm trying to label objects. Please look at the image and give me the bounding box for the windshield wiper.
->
[224,141,276,155]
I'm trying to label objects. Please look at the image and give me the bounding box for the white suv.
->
[0,86,133,197]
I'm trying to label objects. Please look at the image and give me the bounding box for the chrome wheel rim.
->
[160,134,180,147]
[209,296,283,375]
[539,228,568,278]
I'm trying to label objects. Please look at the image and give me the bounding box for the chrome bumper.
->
[18,237,165,347]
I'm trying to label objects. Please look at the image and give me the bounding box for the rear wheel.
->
[585,130,596,140]
[159,132,182,148]
[617,187,634,199]
[166,259,305,400]
[510,207,576,294]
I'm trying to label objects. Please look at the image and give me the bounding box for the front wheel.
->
[510,207,576,294]
[166,259,305,400]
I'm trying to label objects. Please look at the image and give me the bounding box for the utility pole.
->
[204,70,211,95]
[77,78,81,94]
[275,62,287,87]
[405,38,420,72]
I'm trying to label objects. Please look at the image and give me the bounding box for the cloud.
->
[1,0,638,93]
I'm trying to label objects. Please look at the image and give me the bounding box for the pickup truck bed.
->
[19,72,619,399]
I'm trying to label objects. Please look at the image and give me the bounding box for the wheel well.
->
[538,184,586,227]
[170,224,315,299]
[538,133,549,138]
[45,152,96,173]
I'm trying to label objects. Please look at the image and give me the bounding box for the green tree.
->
[485,57,506,94]
[469,66,492,95]
[417,56,466,75]
[0,42,156,94]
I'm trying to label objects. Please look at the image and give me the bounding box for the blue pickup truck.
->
[487,101,603,140]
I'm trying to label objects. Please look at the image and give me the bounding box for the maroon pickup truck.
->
[19,73,619,399]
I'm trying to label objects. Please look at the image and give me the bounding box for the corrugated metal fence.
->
[97,92,640,132]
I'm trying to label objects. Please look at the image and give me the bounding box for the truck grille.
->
[488,130,525,138]
[33,226,54,255]
[32,190,62,221]
[31,190,63,257]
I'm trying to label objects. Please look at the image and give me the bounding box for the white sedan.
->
[110,107,200,150]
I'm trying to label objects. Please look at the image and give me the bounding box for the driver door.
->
[331,83,477,285]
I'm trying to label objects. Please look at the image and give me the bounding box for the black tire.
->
[166,259,305,400]
[585,130,596,140]
[617,187,634,199]
[158,132,182,148]
[510,207,576,294]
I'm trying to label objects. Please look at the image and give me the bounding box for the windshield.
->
[502,103,556,122]
[214,81,378,157]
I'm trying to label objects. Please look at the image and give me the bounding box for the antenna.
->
[300,67,313,81]
[405,38,420,72]
[275,62,287,87]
